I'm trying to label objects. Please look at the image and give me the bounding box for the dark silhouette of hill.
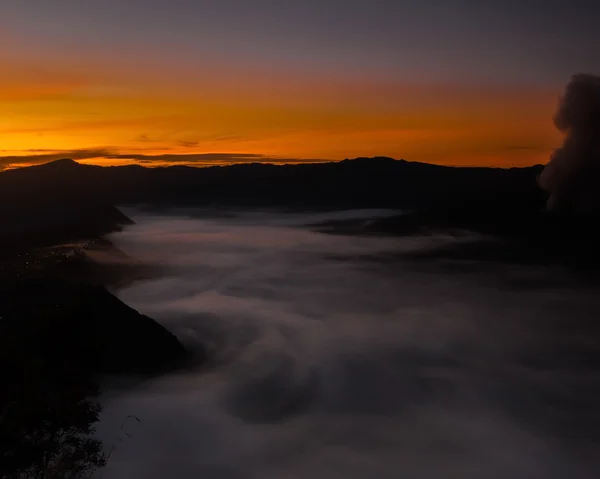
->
[0,253,190,477]
[0,202,132,257]
[0,159,133,254]
[0,278,188,376]
[0,157,546,213]
[0,270,190,477]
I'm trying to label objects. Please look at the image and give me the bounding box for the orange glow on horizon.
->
[0,38,562,170]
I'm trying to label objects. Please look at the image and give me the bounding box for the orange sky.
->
[0,74,562,169]
[1,13,564,170]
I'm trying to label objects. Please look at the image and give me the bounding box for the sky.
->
[1,0,599,169]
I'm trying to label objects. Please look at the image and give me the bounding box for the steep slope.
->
[0,278,189,376]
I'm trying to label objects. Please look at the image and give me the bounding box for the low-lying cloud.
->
[93,209,600,479]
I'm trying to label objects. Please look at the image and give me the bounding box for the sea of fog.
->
[94,208,600,479]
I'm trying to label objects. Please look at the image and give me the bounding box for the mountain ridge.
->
[0,156,546,213]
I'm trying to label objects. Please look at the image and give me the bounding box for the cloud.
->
[539,74,600,213]
[94,209,598,479]
[0,148,115,171]
[104,153,330,166]
[177,140,199,148]
[0,150,331,171]
[213,134,245,142]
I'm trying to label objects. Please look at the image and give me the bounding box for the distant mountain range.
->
[0,157,545,250]
[2,156,544,208]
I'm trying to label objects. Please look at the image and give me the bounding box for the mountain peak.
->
[42,158,81,169]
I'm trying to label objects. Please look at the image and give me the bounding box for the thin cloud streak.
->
[0,150,332,170]
[0,148,115,170]
[105,153,330,165]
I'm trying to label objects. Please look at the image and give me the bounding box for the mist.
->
[94,209,600,478]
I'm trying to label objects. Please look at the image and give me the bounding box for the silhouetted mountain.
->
[0,202,132,255]
[0,156,545,213]
[0,271,191,477]
[0,278,188,376]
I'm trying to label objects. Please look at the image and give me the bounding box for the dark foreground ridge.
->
[0,185,190,476]
[0,278,187,377]
[0,202,191,381]
[0,270,190,477]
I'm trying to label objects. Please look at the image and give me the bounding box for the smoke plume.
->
[539,74,600,213]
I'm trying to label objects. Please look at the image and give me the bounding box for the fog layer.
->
[95,209,600,479]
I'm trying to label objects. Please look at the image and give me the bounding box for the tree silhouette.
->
[0,315,106,478]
